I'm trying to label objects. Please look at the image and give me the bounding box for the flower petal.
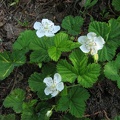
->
[36,30,45,38]
[43,77,53,87]
[56,82,64,91]
[52,25,60,33]
[54,73,61,84]
[51,90,59,97]
[44,87,52,95]
[45,32,55,37]
[78,36,88,44]
[80,44,90,53]
[42,19,54,26]
[33,21,42,30]
[87,32,96,40]
[94,36,105,50]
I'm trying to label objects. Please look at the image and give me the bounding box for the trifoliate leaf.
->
[13,30,36,50]
[104,53,120,88]
[28,72,51,100]
[48,33,79,61]
[112,0,120,11]
[0,50,26,80]
[62,16,84,35]
[57,87,90,118]
[0,114,15,120]
[57,49,101,87]
[3,88,25,113]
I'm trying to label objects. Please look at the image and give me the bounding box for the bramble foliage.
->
[1,13,120,120]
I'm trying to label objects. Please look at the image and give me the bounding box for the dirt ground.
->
[0,0,120,120]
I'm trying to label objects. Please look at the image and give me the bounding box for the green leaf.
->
[104,53,120,88]
[21,100,38,120]
[3,88,25,113]
[0,50,26,80]
[28,72,51,100]
[57,60,78,83]
[48,46,61,61]
[98,42,116,61]
[108,19,120,45]
[29,36,54,50]
[88,21,110,40]
[69,50,88,72]
[30,50,51,63]
[112,0,120,11]
[29,36,53,62]
[57,49,101,87]
[0,114,15,120]
[42,63,56,76]
[13,30,36,50]
[62,16,84,35]
[78,63,101,87]
[57,87,90,118]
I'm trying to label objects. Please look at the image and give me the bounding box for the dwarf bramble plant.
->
[1,15,120,120]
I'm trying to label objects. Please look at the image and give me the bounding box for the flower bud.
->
[93,53,98,63]
[46,110,52,118]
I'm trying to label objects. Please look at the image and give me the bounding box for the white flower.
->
[78,32,105,55]
[33,19,60,38]
[43,73,64,97]
[46,110,52,117]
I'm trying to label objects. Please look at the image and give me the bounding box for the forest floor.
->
[0,0,120,120]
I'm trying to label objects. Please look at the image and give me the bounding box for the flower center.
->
[51,83,56,89]
[85,40,96,49]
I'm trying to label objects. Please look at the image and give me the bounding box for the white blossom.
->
[43,73,64,97]
[33,19,60,38]
[78,32,105,55]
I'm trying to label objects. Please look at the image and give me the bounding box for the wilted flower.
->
[78,32,105,55]
[43,73,64,97]
[33,19,60,38]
